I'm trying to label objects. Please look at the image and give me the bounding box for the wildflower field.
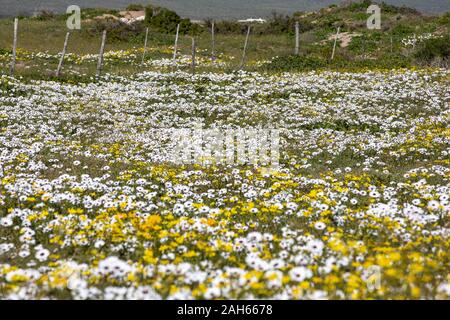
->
[0,67,449,300]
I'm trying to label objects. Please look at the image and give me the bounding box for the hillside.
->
[0,1,448,79]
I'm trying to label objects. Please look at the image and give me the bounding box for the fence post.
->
[56,32,70,77]
[331,26,340,60]
[10,18,18,76]
[239,25,251,70]
[191,37,196,75]
[141,27,149,65]
[172,24,180,71]
[295,21,300,55]
[211,21,216,61]
[96,30,107,77]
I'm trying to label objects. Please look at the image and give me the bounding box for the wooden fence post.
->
[96,30,107,77]
[239,25,251,70]
[172,24,180,71]
[10,18,18,76]
[141,27,149,65]
[295,21,300,55]
[191,37,196,75]
[331,26,340,60]
[211,21,216,61]
[56,32,70,77]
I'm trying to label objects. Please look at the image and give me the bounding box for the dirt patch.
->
[328,32,362,48]
[119,11,145,20]
[94,14,120,21]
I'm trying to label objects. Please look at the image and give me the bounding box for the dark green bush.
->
[204,12,312,35]
[88,18,145,43]
[414,35,450,64]
[205,20,247,34]
[391,24,415,36]
[146,7,181,33]
[348,32,384,54]
[266,12,295,35]
[33,10,56,21]
[347,0,372,12]
[437,12,450,25]
[144,6,201,35]
[379,2,419,15]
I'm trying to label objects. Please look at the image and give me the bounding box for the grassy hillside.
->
[0,1,448,80]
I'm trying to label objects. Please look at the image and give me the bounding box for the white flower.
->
[314,222,326,231]
[204,287,221,299]
[0,217,13,227]
[305,239,324,256]
[35,248,50,262]
[18,250,30,258]
[437,283,450,296]
[427,200,440,211]
[94,240,105,248]
[289,267,312,282]
[247,232,263,243]
[0,243,14,254]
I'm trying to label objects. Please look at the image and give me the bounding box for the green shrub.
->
[391,24,414,36]
[437,12,450,25]
[144,5,200,35]
[147,7,180,33]
[205,12,312,35]
[347,0,372,12]
[348,35,378,54]
[205,20,246,34]
[414,35,450,64]
[266,12,297,35]
[33,10,56,21]
[88,18,145,43]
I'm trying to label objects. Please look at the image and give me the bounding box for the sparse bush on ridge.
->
[88,19,146,43]
[414,35,450,67]
[144,5,200,35]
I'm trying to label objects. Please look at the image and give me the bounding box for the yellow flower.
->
[142,215,162,231]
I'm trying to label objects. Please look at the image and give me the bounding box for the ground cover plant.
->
[0,68,449,299]
[0,1,449,300]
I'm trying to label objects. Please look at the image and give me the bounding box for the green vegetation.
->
[0,1,448,78]
[414,35,449,67]
[144,5,200,35]
[263,53,412,72]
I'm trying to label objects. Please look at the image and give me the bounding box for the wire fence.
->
[0,17,432,78]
